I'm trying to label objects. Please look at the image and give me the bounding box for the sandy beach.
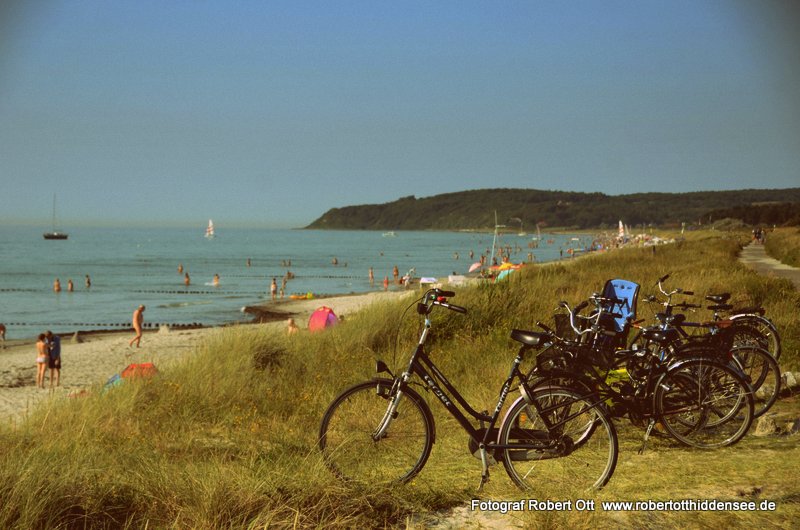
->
[0,290,409,424]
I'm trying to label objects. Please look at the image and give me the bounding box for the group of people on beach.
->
[35,331,61,389]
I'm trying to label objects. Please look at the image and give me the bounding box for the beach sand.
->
[0,290,409,424]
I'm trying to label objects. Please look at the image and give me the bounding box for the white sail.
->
[205,219,215,238]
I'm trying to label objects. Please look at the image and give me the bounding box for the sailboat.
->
[43,195,68,240]
[205,219,215,239]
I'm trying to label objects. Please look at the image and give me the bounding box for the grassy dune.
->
[1,232,798,528]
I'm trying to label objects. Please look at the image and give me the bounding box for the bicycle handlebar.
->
[434,300,468,314]
[421,288,468,314]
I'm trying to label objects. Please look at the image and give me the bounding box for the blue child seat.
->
[600,279,640,333]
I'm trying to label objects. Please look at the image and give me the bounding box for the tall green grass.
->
[764,227,800,268]
[0,233,798,528]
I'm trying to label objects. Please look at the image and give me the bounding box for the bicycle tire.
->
[730,345,781,418]
[729,315,782,360]
[319,379,434,485]
[656,359,753,449]
[498,387,618,490]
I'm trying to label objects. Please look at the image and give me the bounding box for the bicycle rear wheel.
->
[731,345,781,418]
[730,315,781,360]
[656,359,753,448]
[319,379,434,485]
[499,387,618,490]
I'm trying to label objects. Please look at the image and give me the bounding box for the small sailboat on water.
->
[205,219,215,239]
[43,195,68,240]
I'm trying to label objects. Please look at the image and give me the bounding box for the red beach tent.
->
[308,306,338,332]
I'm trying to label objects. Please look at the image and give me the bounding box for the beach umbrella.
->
[468,262,482,273]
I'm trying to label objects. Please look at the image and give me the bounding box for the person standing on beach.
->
[36,333,48,388]
[129,305,145,348]
[45,331,61,388]
[369,267,374,285]
[383,276,389,291]
[67,279,74,292]
[53,278,61,292]
[184,272,191,286]
[392,265,399,282]
[0,323,5,349]
[85,274,91,289]
[270,278,278,300]
[178,263,184,274]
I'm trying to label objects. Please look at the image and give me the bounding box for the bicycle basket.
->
[554,313,573,338]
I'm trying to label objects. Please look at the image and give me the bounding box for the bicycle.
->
[528,294,754,451]
[637,276,780,418]
[318,288,618,490]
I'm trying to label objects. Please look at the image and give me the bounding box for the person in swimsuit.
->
[53,278,61,293]
[36,333,48,388]
[0,323,5,349]
[129,305,145,348]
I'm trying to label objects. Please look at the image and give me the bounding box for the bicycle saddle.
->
[511,329,549,347]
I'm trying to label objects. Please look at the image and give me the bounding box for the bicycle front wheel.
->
[656,359,754,449]
[499,387,618,491]
[319,379,434,485]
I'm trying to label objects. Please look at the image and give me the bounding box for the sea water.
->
[0,226,590,339]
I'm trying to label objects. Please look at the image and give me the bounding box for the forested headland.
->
[306,188,800,230]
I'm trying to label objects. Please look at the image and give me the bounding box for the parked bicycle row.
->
[318,277,782,491]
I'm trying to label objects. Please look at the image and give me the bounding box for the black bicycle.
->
[318,288,618,490]
[528,294,755,451]
[637,276,780,418]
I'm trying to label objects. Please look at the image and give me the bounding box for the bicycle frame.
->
[384,310,584,454]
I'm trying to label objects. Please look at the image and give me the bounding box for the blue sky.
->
[1,1,798,228]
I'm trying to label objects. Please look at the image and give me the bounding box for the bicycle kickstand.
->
[638,419,656,455]
[478,444,491,490]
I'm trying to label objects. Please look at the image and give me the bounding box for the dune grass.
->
[764,227,800,268]
[0,231,798,528]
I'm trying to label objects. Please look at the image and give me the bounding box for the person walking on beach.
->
[45,331,61,388]
[270,278,278,300]
[36,333,48,388]
[129,305,145,348]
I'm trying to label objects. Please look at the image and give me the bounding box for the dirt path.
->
[739,242,800,290]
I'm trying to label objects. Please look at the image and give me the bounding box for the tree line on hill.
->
[305,188,800,230]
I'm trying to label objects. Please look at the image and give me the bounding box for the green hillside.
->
[306,188,800,230]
